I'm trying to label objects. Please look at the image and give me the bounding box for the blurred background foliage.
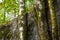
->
[0,0,34,25]
[0,0,19,25]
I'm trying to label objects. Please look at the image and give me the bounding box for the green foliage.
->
[0,0,19,25]
[0,0,34,25]
[25,0,34,12]
[0,8,4,24]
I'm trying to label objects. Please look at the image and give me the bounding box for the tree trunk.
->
[48,0,59,40]
[34,0,49,40]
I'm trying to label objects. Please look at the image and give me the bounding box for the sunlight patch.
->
[0,0,3,3]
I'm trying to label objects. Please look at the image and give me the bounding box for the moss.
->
[48,0,58,40]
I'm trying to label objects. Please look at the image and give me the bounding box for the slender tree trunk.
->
[18,0,27,40]
[40,0,49,40]
[44,0,52,40]
[34,0,49,40]
[48,0,59,40]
